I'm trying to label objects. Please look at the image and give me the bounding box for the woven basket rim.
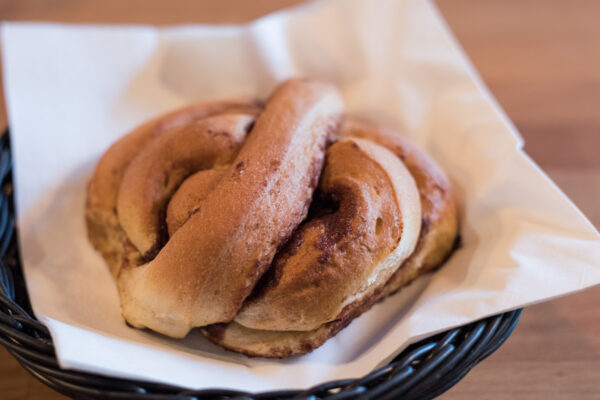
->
[0,130,521,400]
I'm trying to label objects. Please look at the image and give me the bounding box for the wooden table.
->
[0,1,598,398]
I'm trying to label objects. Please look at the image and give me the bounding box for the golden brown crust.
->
[166,169,225,236]
[339,118,458,297]
[117,113,255,257]
[233,138,421,332]
[202,281,386,358]
[86,99,262,277]
[117,79,344,337]
[86,80,457,357]
[204,118,457,357]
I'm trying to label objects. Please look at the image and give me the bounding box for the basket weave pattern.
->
[0,131,520,400]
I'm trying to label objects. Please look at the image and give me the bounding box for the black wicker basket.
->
[0,130,520,399]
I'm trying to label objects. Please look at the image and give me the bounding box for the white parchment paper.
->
[2,0,600,391]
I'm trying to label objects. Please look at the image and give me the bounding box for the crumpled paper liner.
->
[2,0,599,391]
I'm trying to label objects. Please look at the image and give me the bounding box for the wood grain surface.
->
[0,0,599,399]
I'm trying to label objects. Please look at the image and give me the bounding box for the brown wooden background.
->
[0,0,599,398]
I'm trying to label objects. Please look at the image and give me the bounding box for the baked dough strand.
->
[86,79,457,357]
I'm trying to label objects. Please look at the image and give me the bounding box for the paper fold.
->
[2,0,599,391]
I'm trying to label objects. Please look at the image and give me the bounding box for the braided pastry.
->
[86,78,457,357]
